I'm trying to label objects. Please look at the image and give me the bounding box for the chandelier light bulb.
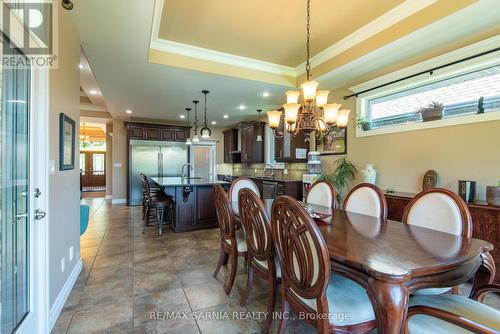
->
[267,110,282,129]
[315,90,329,107]
[323,103,341,125]
[337,109,351,128]
[283,103,300,124]
[300,81,319,102]
[192,134,200,142]
[186,138,192,145]
[285,91,301,104]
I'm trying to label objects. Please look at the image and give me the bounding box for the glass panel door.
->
[0,39,31,333]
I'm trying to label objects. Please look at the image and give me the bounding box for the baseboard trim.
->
[49,258,82,331]
[111,198,127,204]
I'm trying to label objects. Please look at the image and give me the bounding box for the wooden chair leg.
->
[213,243,226,278]
[142,205,150,234]
[262,271,277,334]
[157,206,164,235]
[240,263,255,306]
[224,247,238,295]
[278,296,290,334]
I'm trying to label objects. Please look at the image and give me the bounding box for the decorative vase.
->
[362,164,377,184]
[486,186,500,207]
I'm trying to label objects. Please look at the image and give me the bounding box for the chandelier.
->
[267,0,350,139]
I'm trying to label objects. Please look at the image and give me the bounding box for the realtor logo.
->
[1,0,58,68]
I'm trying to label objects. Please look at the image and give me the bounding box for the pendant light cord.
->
[203,92,208,126]
[305,0,311,81]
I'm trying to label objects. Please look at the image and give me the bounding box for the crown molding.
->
[80,104,108,112]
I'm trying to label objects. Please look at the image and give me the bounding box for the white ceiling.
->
[70,0,500,126]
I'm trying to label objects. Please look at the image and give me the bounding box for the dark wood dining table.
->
[232,199,495,334]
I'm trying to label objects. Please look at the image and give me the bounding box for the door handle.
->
[34,209,46,220]
[16,213,28,221]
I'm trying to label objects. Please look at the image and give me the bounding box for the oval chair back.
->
[228,177,260,203]
[343,183,388,219]
[403,188,472,237]
[271,196,330,304]
[238,188,273,263]
[305,180,336,208]
[213,184,235,241]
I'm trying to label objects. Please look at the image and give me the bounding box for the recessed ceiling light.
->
[262,91,270,97]
[211,121,216,125]
[78,64,84,69]
[179,115,185,119]
[125,109,132,114]
[223,115,229,119]
[89,90,98,95]
[238,105,246,110]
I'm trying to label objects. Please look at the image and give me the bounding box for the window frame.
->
[354,37,500,138]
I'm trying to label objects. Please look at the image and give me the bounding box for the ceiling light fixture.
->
[185,107,192,145]
[61,0,74,10]
[211,121,217,125]
[89,90,98,95]
[125,109,132,114]
[78,64,84,69]
[179,115,185,119]
[262,92,270,97]
[223,115,229,119]
[256,109,263,142]
[266,0,350,140]
[192,100,200,142]
[238,105,246,110]
[200,90,212,139]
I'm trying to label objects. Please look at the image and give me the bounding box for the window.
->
[366,65,500,129]
[92,153,105,174]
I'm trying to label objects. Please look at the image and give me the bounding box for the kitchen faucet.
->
[264,163,275,178]
[181,163,193,179]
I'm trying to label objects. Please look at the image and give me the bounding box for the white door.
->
[190,142,216,180]
[0,36,49,334]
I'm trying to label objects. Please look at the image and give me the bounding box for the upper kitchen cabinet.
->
[239,121,265,163]
[124,122,190,142]
[223,128,241,163]
[274,115,309,162]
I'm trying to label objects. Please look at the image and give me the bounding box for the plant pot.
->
[421,107,443,122]
[362,122,372,131]
[486,186,500,206]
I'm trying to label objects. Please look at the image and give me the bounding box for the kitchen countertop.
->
[247,176,303,183]
[151,177,230,187]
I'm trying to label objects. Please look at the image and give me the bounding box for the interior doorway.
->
[190,141,216,180]
[79,122,107,196]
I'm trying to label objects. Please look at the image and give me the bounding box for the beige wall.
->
[320,90,500,201]
[48,10,81,307]
[111,119,128,202]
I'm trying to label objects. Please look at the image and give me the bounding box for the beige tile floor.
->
[52,198,499,334]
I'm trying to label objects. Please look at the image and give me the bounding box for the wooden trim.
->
[402,188,472,238]
[305,180,336,208]
[124,121,191,130]
[343,183,388,219]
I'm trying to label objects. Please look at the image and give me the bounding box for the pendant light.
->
[192,100,200,142]
[256,109,263,142]
[200,90,211,139]
[185,107,192,145]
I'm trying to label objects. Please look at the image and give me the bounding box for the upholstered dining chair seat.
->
[413,287,452,296]
[408,294,500,333]
[254,256,282,278]
[292,274,375,327]
[224,229,247,252]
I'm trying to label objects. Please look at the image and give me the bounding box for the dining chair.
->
[213,184,248,294]
[305,180,336,208]
[140,174,174,235]
[238,188,280,334]
[343,183,387,219]
[228,177,261,224]
[403,188,472,296]
[405,284,500,333]
[271,195,376,334]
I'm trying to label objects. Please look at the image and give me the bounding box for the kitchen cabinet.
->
[249,177,302,200]
[223,128,241,163]
[275,116,309,162]
[239,122,265,163]
[125,122,190,142]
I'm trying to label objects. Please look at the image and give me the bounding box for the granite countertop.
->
[247,176,303,183]
[151,177,230,186]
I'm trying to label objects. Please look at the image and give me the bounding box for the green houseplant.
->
[356,116,372,131]
[319,157,358,205]
[417,101,445,122]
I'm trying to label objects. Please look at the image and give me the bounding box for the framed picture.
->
[59,113,75,170]
[315,127,347,155]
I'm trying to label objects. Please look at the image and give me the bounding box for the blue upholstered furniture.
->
[80,204,90,235]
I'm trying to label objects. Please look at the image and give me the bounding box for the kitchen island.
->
[152,177,230,232]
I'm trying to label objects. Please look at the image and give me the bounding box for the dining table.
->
[231,199,495,334]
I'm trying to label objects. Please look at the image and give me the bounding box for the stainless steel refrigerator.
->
[129,140,188,205]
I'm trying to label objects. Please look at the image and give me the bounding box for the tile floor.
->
[52,198,499,334]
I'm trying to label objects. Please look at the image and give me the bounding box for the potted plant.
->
[319,157,357,205]
[356,116,372,131]
[416,101,445,122]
